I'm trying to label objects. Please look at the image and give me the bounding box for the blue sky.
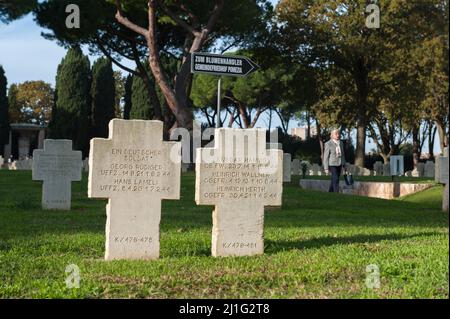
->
[0,1,441,154]
[0,14,67,85]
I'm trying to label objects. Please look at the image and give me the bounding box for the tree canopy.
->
[7,81,53,125]
[91,58,116,138]
[50,46,91,155]
[35,0,273,131]
[0,0,37,23]
[276,0,449,163]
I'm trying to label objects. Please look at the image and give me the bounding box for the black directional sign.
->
[191,52,259,77]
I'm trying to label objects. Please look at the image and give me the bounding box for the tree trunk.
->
[146,2,193,131]
[354,59,369,168]
[380,153,389,164]
[427,123,437,160]
[435,119,448,153]
[306,113,311,140]
[268,108,273,131]
[115,0,224,131]
[249,107,266,128]
[355,120,366,167]
[237,102,251,128]
[412,125,420,168]
[174,53,194,115]
[316,119,325,164]
[227,107,235,128]
[368,124,388,163]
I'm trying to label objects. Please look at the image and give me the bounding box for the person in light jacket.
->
[323,129,346,193]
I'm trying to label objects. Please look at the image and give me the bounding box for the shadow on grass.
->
[265,231,443,254]
[1,171,447,239]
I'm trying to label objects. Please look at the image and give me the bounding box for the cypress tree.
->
[130,70,153,120]
[7,84,19,123]
[0,66,8,156]
[123,74,132,120]
[51,47,91,155]
[49,63,61,135]
[91,57,115,138]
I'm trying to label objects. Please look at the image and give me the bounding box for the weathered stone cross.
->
[32,139,82,210]
[88,119,181,260]
[439,147,448,212]
[195,128,283,257]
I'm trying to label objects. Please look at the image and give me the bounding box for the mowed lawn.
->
[0,170,448,299]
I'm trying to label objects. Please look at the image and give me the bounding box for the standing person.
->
[323,129,346,193]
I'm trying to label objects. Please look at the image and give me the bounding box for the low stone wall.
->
[299,179,434,199]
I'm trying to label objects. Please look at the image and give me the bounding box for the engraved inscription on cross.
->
[88,119,181,260]
[32,139,82,210]
[195,128,283,257]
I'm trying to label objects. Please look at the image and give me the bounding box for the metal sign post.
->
[191,52,259,128]
[216,77,222,128]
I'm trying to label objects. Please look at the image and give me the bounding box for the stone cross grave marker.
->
[435,156,441,183]
[390,156,404,176]
[424,161,435,178]
[283,153,292,182]
[439,149,448,212]
[439,156,449,184]
[311,163,322,176]
[12,158,33,170]
[291,159,300,176]
[0,155,3,169]
[413,162,425,177]
[195,128,283,257]
[88,119,181,260]
[373,161,383,176]
[32,139,82,210]
[382,163,390,176]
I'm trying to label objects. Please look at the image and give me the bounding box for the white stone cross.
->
[195,128,283,257]
[283,153,292,182]
[439,149,448,212]
[291,159,300,176]
[439,156,448,184]
[88,119,181,260]
[373,161,383,176]
[32,139,82,210]
[390,155,404,176]
[424,160,435,178]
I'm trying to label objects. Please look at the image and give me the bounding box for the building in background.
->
[2,123,47,160]
[291,127,317,140]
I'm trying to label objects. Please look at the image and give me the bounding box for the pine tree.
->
[91,57,115,138]
[0,65,9,156]
[51,47,91,155]
[123,74,132,120]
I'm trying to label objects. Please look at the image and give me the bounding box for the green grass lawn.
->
[0,171,448,299]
